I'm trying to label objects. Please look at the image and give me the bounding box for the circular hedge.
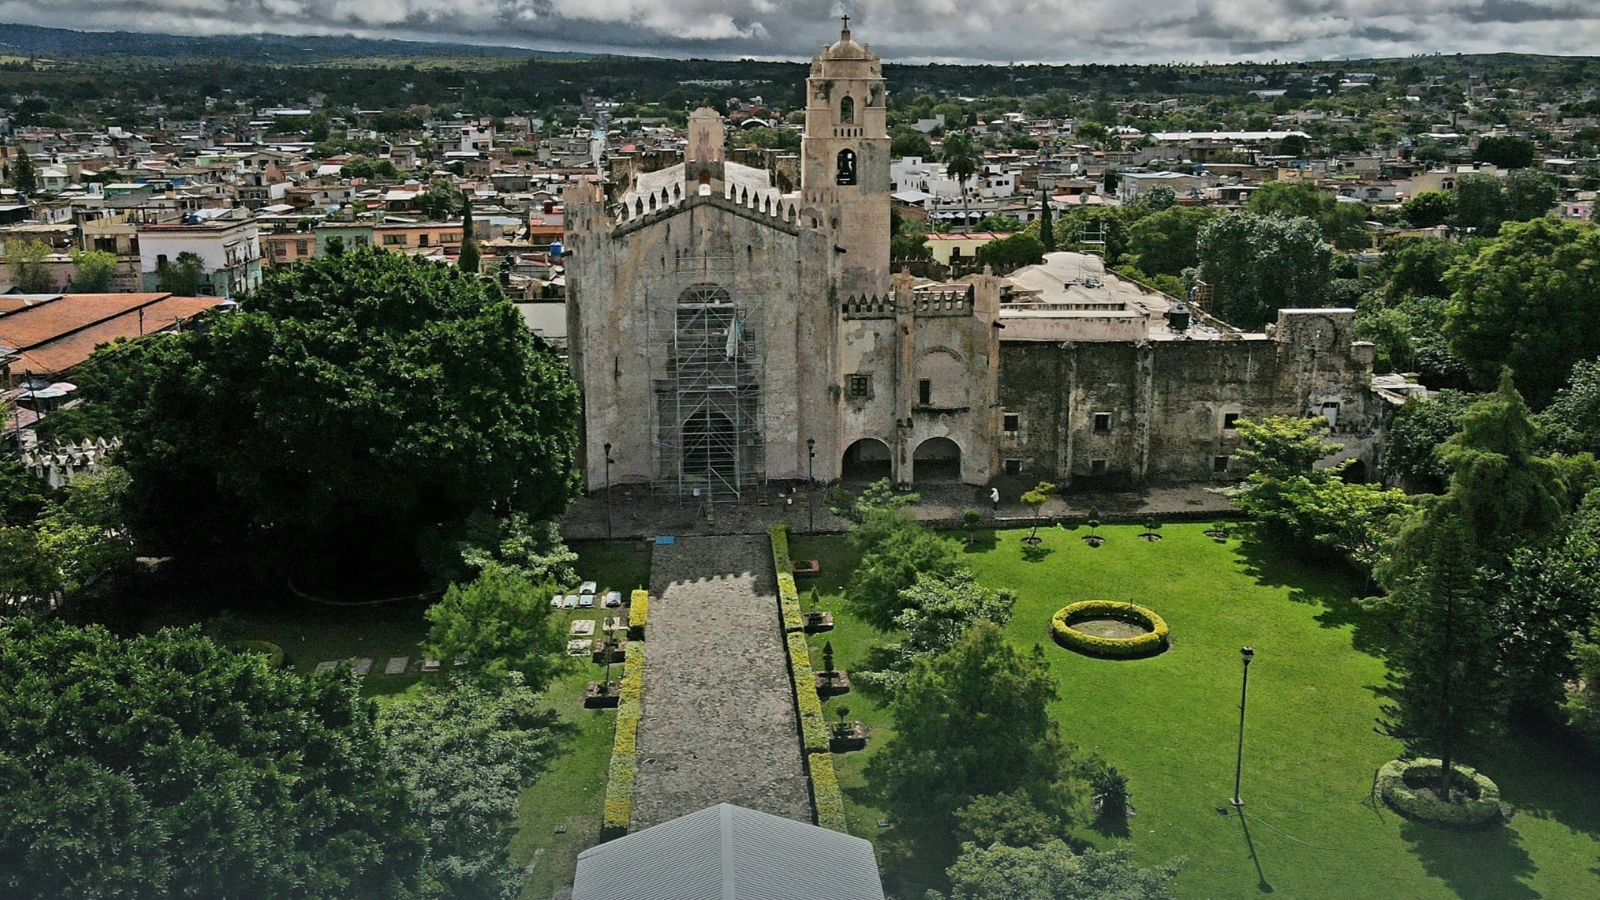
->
[1051,601,1169,659]
[1377,758,1503,827]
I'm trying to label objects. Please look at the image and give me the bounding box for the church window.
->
[1003,413,1020,433]
[847,374,871,398]
[1091,459,1108,476]
[918,379,932,406]
[1223,412,1239,430]
[836,149,857,186]
[1093,412,1112,434]
[840,95,856,124]
[1214,455,1231,473]
[1005,458,1022,477]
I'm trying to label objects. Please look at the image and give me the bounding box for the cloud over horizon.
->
[1,0,1597,62]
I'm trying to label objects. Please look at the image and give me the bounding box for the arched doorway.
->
[913,437,962,483]
[841,438,892,482]
[682,409,737,485]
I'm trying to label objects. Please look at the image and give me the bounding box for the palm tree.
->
[941,132,980,232]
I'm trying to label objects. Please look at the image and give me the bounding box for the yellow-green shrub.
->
[1050,600,1169,659]
[809,752,848,832]
[628,589,649,640]
[601,641,647,840]
[770,525,806,633]
[787,632,829,753]
[1377,758,1503,826]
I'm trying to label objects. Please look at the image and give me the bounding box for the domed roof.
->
[825,24,868,59]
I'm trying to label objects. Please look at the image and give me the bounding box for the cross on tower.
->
[841,14,850,30]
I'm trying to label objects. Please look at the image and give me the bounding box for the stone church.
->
[564,23,1390,498]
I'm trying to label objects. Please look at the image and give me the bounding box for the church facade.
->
[564,24,1391,498]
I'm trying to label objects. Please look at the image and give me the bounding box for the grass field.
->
[796,525,1600,900]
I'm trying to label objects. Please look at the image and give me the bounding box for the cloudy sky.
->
[1,0,1597,62]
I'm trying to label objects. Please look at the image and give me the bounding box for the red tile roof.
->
[0,293,224,376]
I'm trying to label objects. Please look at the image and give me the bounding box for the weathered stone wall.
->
[997,309,1381,486]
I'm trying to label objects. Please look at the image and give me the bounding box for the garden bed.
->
[1377,758,1504,827]
[1051,600,1170,659]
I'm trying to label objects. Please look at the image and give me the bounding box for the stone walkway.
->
[629,535,811,830]
[562,481,1235,541]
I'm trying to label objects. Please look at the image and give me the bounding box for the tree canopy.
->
[106,246,581,578]
[423,564,568,691]
[0,620,424,899]
[1197,212,1331,330]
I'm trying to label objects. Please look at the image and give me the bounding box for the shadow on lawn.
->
[1401,820,1539,900]
[1235,528,1396,658]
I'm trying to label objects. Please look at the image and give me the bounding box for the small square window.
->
[1093,412,1111,434]
[1214,455,1231,473]
[1090,459,1107,476]
[1223,413,1240,430]
[918,379,932,406]
[1004,458,1022,477]
[1003,413,1020,433]
[847,374,870,399]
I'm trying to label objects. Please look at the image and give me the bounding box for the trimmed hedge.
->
[809,752,848,832]
[600,640,647,841]
[1050,600,1170,659]
[788,631,830,754]
[1378,758,1503,827]
[770,525,806,633]
[628,589,649,640]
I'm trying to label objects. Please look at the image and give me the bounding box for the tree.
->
[941,132,980,228]
[1247,181,1368,250]
[1563,618,1600,747]
[962,508,983,546]
[455,511,578,587]
[1452,173,1507,236]
[974,233,1045,273]
[1504,169,1557,223]
[890,129,932,159]
[69,248,117,292]
[1038,191,1055,252]
[890,214,932,260]
[378,679,557,900]
[423,564,567,691]
[863,570,1019,692]
[1493,499,1600,715]
[155,250,208,296]
[1197,213,1331,330]
[8,238,54,293]
[865,622,1078,842]
[846,516,963,631]
[1143,184,1177,212]
[933,842,1181,900]
[1540,359,1600,456]
[1402,191,1456,229]
[0,458,51,526]
[8,146,36,194]
[1473,135,1536,170]
[1379,515,1498,801]
[1446,219,1600,408]
[1381,391,1476,492]
[0,620,424,898]
[458,195,480,274]
[1127,206,1214,277]
[1021,481,1055,543]
[113,247,581,577]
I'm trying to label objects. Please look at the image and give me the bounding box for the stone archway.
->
[913,437,962,483]
[841,438,892,482]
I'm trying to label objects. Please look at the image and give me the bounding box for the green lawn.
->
[510,539,652,900]
[798,525,1600,900]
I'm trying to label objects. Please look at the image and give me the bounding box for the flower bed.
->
[769,525,805,633]
[808,751,848,832]
[600,640,647,841]
[1051,600,1170,659]
[1377,758,1503,827]
[627,589,649,640]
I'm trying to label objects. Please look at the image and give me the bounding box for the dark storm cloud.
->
[0,0,1595,61]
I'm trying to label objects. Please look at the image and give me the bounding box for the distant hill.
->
[0,22,586,63]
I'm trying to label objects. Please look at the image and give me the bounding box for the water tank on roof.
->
[1166,302,1191,333]
[549,240,564,257]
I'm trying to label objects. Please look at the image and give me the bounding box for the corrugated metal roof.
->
[572,803,884,900]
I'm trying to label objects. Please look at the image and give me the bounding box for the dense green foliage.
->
[69,248,117,292]
[8,238,53,293]
[102,248,579,577]
[974,232,1046,272]
[0,468,133,613]
[1380,391,1476,492]
[1446,220,1600,408]
[933,843,1180,900]
[155,250,207,295]
[377,679,557,900]
[1126,205,1214,276]
[0,620,424,899]
[423,564,567,691]
[1197,213,1331,329]
[1473,135,1536,170]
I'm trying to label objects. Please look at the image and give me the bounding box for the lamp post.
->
[603,442,614,543]
[1231,646,1255,809]
[806,438,816,533]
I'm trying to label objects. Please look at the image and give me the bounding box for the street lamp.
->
[806,438,816,533]
[1231,646,1255,809]
[603,442,614,543]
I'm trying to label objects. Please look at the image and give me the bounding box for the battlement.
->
[840,285,974,320]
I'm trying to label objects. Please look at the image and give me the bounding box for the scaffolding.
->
[646,256,767,501]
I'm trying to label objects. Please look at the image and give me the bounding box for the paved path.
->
[562,482,1235,541]
[630,535,810,829]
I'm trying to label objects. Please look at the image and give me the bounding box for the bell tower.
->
[802,17,891,297]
